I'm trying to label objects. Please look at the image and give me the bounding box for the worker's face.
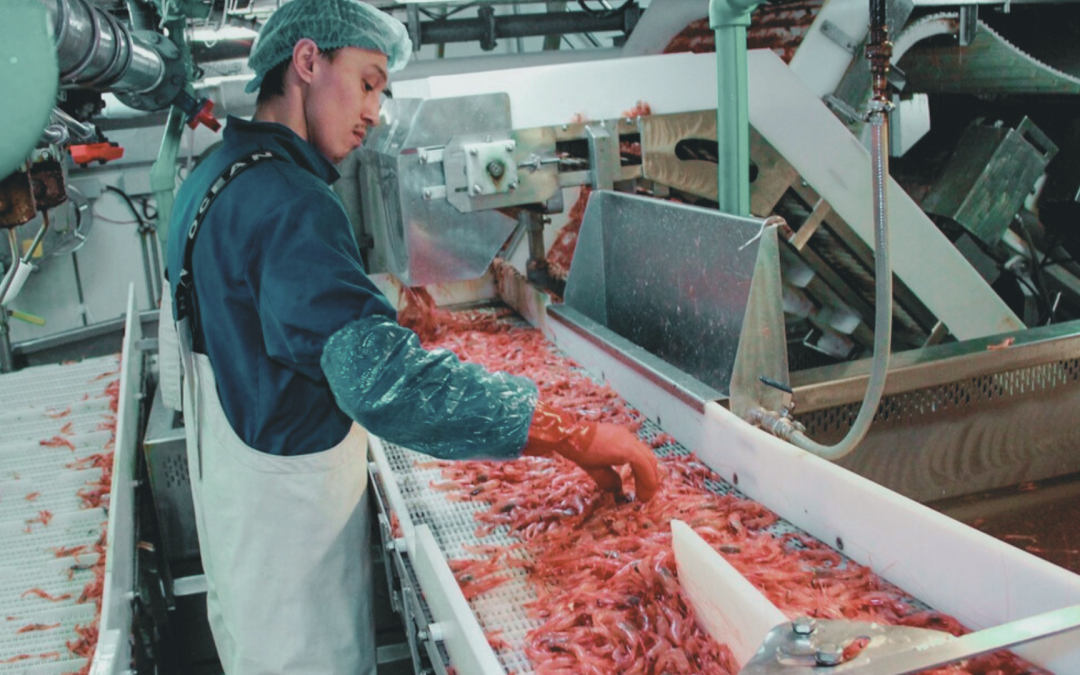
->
[305,46,388,164]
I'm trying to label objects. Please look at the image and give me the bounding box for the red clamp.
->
[187,98,221,132]
[69,142,124,167]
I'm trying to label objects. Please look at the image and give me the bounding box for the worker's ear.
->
[291,38,320,85]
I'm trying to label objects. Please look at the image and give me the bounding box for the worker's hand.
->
[523,402,660,502]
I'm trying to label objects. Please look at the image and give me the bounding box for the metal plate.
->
[564,191,766,396]
[361,94,518,285]
[900,18,1080,94]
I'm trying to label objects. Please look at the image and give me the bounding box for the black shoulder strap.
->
[174,150,282,339]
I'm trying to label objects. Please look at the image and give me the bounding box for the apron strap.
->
[174,150,283,349]
[173,149,283,479]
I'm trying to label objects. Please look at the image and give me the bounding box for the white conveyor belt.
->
[0,286,142,675]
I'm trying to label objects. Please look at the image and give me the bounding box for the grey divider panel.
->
[563,191,766,396]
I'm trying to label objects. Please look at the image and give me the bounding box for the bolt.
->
[469,147,479,156]
[471,184,483,195]
[423,188,432,200]
[419,153,428,165]
[418,629,429,641]
[505,142,515,152]
[562,124,569,131]
[486,160,505,179]
[792,617,815,636]
[815,643,843,666]
[508,181,518,191]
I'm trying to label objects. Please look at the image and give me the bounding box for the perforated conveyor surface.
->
[0,355,120,674]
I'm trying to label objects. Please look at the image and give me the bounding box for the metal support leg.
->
[959,5,978,46]
[0,307,13,373]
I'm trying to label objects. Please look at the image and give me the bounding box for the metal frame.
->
[368,436,505,675]
[789,318,1080,412]
[90,285,142,675]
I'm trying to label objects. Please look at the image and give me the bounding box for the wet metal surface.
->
[563,191,765,396]
[929,472,1080,575]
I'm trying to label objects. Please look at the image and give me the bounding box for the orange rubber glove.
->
[523,401,660,501]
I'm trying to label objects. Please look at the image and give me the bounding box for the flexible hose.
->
[786,110,892,460]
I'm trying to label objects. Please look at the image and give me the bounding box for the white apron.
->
[177,324,375,675]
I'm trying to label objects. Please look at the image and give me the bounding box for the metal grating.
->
[0,355,120,673]
[162,453,189,490]
[807,225,926,341]
[798,357,1080,437]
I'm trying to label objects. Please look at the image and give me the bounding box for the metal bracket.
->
[741,605,1080,675]
[959,5,978,46]
[134,338,159,351]
[730,221,793,422]
[739,617,951,674]
[823,95,863,126]
[443,127,558,213]
[821,20,861,55]
[417,147,444,166]
[462,138,519,197]
[585,123,618,191]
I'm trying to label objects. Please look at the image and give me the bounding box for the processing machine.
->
[4,0,1080,673]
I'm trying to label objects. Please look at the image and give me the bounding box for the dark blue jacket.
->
[167,117,395,455]
[167,116,535,458]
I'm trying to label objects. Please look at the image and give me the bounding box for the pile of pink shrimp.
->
[401,295,1049,675]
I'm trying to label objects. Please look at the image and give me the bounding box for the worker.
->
[162,0,660,673]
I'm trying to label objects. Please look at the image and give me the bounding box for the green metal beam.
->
[711,0,762,217]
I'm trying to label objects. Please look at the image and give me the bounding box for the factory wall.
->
[8,122,222,344]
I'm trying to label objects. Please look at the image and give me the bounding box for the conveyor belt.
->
[379,402,924,675]
[0,355,120,674]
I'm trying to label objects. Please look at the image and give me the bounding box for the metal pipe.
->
[710,0,762,217]
[713,25,750,216]
[139,228,156,310]
[0,231,20,309]
[42,125,68,145]
[40,0,166,94]
[418,7,639,48]
[21,213,51,268]
[51,107,96,141]
[72,252,88,327]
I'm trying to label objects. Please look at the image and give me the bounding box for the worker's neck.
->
[253,92,308,144]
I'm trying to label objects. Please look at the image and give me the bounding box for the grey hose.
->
[785,109,893,460]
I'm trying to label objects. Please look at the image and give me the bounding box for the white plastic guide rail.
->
[0,286,141,675]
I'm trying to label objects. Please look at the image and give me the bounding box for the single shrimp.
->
[39,436,76,451]
[21,588,72,602]
[17,622,60,633]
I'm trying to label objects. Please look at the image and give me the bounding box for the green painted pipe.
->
[711,0,762,217]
